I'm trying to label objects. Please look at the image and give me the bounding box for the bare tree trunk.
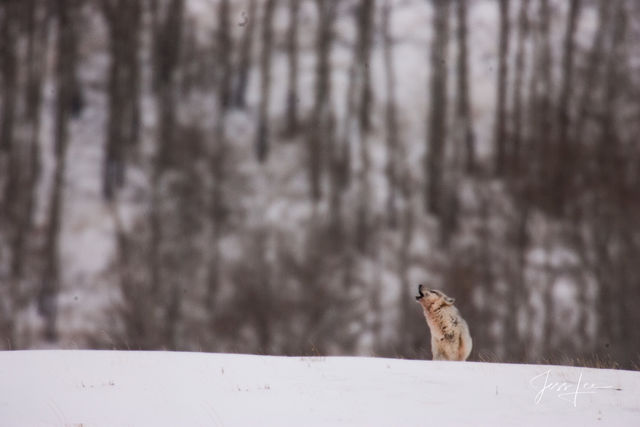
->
[322,5,344,241]
[356,0,374,135]
[39,0,80,342]
[285,0,300,136]
[382,0,400,229]
[24,0,50,133]
[615,214,640,367]
[243,231,273,352]
[476,191,497,357]
[338,41,358,195]
[1,0,18,237]
[126,2,141,151]
[2,0,50,348]
[256,0,277,162]
[397,175,415,353]
[550,0,581,215]
[439,0,475,245]
[107,199,145,348]
[570,223,592,350]
[0,1,17,154]
[571,1,615,358]
[0,0,20,347]
[592,219,615,351]
[505,197,529,360]
[597,0,626,188]
[525,0,553,205]
[573,0,612,154]
[232,0,257,109]
[154,0,184,169]
[510,0,529,177]
[101,0,142,200]
[149,0,184,349]
[426,0,450,217]
[207,0,234,313]
[593,2,628,353]
[308,0,336,201]
[354,0,375,253]
[494,0,510,176]
[454,0,475,174]
[216,0,232,109]
[327,112,344,240]
[534,0,552,201]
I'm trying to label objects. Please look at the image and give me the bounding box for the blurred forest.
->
[0,0,639,369]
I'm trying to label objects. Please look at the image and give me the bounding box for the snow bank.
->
[0,351,638,426]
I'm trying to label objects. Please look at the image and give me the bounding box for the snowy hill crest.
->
[1,351,638,426]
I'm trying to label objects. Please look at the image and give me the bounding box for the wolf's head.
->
[415,284,455,310]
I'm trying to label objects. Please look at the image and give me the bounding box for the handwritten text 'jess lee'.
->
[529,369,617,407]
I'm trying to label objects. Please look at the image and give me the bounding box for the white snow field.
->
[1,351,639,426]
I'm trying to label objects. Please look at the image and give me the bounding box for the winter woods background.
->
[0,0,639,369]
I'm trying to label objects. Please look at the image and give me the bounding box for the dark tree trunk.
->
[397,174,415,353]
[1,0,18,234]
[285,0,300,136]
[153,0,184,170]
[536,3,557,346]
[308,0,336,201]
[256,0,277,162]
[526,0,553,205]
[494,0,510,176]
[426,0,450,217]
[232,0,257,109]
[439,0,476,245]
[593,1,628,352]
[597,0,626,188]
[216,0,232,110]
[505,198,530,360]
[0,1,23,346]
[338,42,358,194]
[101,0,142,200]
[0,1,17,155]
[207,0,234,312]
[573,1,612,154]
[550,0,582,215]
[149,0,185,348]
[510,0,529,177]
[354,0,375,253]
[454,0,475,174]
[2,0,50,347]
[356,0,374,135]
[382,0,400,229]
[535,0,552,197]
[39,0,81,342]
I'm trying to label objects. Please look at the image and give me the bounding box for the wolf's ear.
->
[444,296,455,305]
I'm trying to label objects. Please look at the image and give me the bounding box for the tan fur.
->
[416,287,472,361]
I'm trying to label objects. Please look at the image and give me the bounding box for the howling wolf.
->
[415,284,472,361]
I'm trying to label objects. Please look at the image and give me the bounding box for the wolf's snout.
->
[415,284,424,300]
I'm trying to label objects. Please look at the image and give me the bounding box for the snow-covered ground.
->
[1,351,638,426]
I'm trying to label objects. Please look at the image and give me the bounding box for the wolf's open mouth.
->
[415,284,424,300]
